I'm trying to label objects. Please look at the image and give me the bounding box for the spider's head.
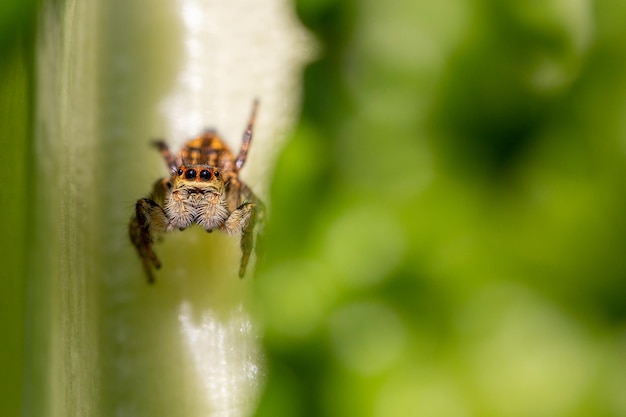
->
[170,165,224,194]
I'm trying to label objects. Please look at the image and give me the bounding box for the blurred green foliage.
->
[254,0,626,416]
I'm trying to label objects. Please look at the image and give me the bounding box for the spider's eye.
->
[185,169,197,179]
[214,170,219,178]
[177,168,183,176]
[199,169,212,180]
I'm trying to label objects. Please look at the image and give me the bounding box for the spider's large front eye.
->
[185,169,197,180]
[199,169,212,180]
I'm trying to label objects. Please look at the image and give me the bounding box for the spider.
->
[129,101,264,284]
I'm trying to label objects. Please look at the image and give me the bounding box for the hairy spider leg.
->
[130,197,169,284]
[234,99,259,172]
[238,207,257,277]
[152,140,178,173]
[220,201,257,277]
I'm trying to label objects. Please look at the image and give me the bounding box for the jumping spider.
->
[129,101,264,284]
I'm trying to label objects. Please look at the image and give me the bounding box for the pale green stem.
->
[24,0,311,416]
[24,1,99,416]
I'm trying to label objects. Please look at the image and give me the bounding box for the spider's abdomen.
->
[179,133,236,172]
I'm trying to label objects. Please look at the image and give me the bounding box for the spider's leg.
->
[234,99,259,172]
[239,225,255,278]
[129,198,169,284]
[152,140,178,173]
[221,202,256,277]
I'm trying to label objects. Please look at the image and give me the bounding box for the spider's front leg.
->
[221,202,259,277]
[129,197,169,284]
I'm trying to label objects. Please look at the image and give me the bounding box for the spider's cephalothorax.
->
[129,101,264,284]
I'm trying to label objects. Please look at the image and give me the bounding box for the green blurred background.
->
[256,0,626,415]
[3,0,626,416]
